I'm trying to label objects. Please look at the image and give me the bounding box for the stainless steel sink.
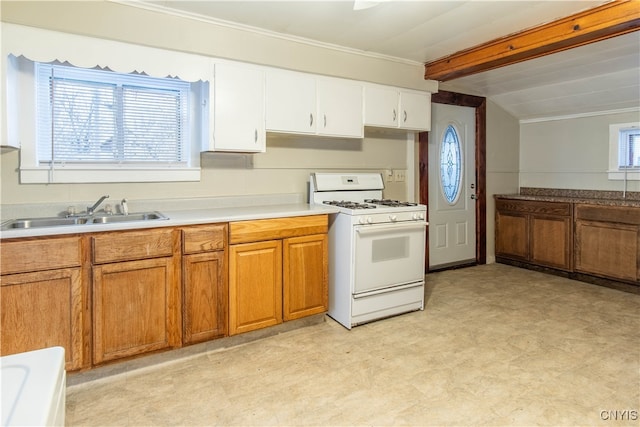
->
[2,216,90,229]
[91,212,168,224]
[1,211,169,230]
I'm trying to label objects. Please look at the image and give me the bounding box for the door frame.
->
[419,90,486,272]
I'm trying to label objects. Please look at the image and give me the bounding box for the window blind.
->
[619,129,640,169]
[36,63,190,165]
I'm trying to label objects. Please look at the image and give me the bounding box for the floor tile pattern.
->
[66,264,640,426]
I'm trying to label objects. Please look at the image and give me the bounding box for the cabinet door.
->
[265,70,316,135]
[530,215,572,270]
[575,220,639,282]
[364,85,399,128]
[93,257,180,364]
[183,252,227,344]
[283,234,328,321]
[317,78,363,138]
[495,210,529,261]
[1,268,85,371]
[229,240,282,335]
[399,90,431,131]
[212,62,265,152]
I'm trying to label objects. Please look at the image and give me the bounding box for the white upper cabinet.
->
[317,78,363,138]
[399,90,431,131]
[209,62,266,153]
[265,70,316,135]
[364,84,431,131]
[265,70,363,138]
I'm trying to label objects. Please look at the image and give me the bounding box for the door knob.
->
[470,194,477,200]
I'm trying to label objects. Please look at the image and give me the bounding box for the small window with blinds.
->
[608,122,639,181]
[36,63,190,166]
[618,127,639,169]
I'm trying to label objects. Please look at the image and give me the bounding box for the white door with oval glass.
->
[428,103,476,268]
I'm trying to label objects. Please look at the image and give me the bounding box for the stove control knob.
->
[358,217,366,225]
[367,217,373,224]
[389,215,397,222]
[412,213,424,221]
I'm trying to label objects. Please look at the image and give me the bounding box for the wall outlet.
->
[394,169,406,182]
[384,169,394,182]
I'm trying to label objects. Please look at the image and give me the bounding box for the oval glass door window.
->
[440,125,462,204]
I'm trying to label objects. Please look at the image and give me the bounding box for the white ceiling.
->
[135,0,640,121]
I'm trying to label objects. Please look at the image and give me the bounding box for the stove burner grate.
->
[323,200,377,209]
[364,199,418,207]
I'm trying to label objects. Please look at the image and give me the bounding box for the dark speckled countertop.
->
[495,188,640,208]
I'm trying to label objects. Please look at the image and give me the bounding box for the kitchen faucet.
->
[87,195,109,215]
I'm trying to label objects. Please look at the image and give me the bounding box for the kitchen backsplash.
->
[520,187,640,201]
[0,193,303,222]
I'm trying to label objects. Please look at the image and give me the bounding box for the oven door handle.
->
[353,281,424,299]
[355,222,426,235]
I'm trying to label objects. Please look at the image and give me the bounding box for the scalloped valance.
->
[1,23,213,82]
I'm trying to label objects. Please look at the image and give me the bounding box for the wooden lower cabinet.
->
[495,211,529,261]
[228,214,329,335]
[495,199,572,271]
[0,235,88,371]
[182,224,228,344]
[574,204,640,283]
[91,228,181,365]
[93,257,180,364]
[530,215,572,270]
[283,234,328,321]
[1,268,85,371]
[229,240,283,335]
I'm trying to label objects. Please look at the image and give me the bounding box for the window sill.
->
[608,170,640,181]
[20,167,201,183]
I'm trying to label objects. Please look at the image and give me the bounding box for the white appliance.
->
[1,346,66,426]
[309,172,427,329]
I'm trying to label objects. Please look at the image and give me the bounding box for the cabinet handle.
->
[324,114,327,128]
[403,110,407,123]
[393,109,396,122]
[310,113,314,127]
[254,129,258,143]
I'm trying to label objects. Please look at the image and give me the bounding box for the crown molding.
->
[519,107,640,124]
[111,0,424,67]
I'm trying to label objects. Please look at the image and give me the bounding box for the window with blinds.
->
[36,63,190,165]
[619,127,639,169]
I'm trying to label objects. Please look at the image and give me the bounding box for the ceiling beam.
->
[424,0,640,81]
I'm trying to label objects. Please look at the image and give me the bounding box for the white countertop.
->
[0,203,339,239]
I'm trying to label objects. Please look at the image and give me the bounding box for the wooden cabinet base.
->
[228,240,283,335]
[496,258,640,294]
[1,268,85,371]
[93,257,180,365]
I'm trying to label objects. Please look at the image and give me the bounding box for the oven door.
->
[353,221,426,294]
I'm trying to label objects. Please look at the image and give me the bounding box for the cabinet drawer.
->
[92,228,175,264]
[496,199,571,216]
[575,204,640,225]
[182,224,227,254]
[230,215,328,244]
[1,236,82,275]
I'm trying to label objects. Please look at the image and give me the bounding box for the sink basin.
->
[1,211,169,230]
[91,212,169,224]
[2,216,89,229]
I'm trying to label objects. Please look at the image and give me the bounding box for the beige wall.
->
[520,111,640,192]
[485,100,520,263]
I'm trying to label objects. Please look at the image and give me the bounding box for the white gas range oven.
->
[309,172,427,329]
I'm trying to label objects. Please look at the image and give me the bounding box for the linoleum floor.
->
[66,264,640,426]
